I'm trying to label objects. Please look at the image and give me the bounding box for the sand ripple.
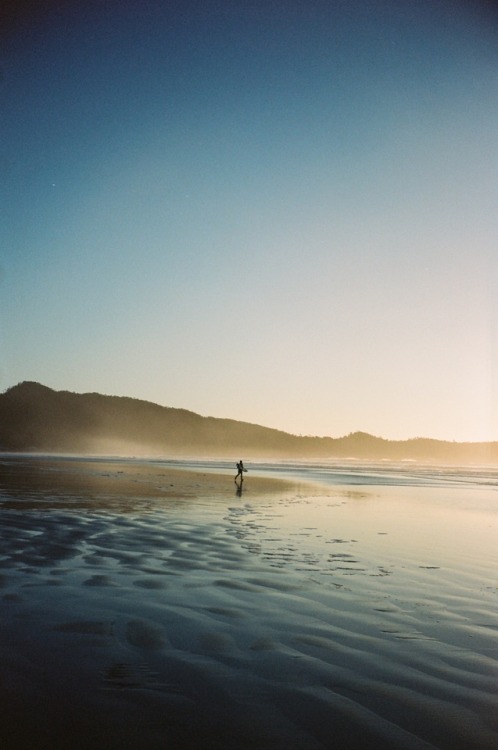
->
[0,456,497,749]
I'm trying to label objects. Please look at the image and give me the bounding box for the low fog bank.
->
[1,382,497,464]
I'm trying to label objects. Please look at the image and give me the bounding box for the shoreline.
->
[0,454,302,503]
[0,455,496,749]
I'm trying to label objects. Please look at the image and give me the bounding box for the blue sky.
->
[1,1,497,441]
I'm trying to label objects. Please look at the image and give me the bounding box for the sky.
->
[1,0,497,443]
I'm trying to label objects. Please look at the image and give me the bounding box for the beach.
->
[0,455,496,749]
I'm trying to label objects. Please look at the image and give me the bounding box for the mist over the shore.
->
[1,382,497,464]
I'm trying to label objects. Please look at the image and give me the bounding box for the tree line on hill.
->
[0,381,496,463]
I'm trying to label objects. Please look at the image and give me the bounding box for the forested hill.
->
[0,382,497,463]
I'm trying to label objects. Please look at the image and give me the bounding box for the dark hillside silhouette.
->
[0,382,497,463]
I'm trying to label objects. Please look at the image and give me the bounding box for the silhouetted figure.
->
[234,459,246,486]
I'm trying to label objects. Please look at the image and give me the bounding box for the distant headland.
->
[0,381,496,463]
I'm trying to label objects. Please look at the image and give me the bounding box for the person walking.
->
[235,459,246,485]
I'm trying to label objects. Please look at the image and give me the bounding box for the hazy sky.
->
[1,0,497,442]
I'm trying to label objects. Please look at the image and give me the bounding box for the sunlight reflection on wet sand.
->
[0,456,496,749]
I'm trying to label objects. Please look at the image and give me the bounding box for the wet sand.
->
[0,455,496,749]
